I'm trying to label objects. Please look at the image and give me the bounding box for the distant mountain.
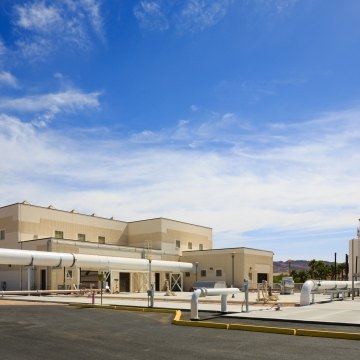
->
[273,260,334,274]
[273,260,309,274]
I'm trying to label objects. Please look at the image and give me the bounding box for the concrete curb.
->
[296,329,360,340]
[228,323,295,335]
[69,303,177,315]
[69,303,359,340]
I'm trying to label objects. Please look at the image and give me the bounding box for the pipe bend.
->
[300,280,316,306]
[190,289,203,320]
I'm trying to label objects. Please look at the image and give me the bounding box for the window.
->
[185,272,190,277]
[98,236,105,244]
[216,269,222,277]
[175,240,181,249]
[78,233,86,242]
[0,230,5,240]
[54,230,63,239]
[199,244,203,250]
[188,242,192,250]
[200,270,206,277]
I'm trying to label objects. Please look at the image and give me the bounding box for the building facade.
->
[181,248,273,290]
[0,202,273,292]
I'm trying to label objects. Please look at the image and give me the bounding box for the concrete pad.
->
[1,290,360,325]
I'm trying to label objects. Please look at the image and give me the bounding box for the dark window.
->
[200,270,206,277]
[0,229,5,240]
[78,233,86,241]
[54,230,63,239]
[175,240,181,248]
[98,236,105,244]
[216,269,222,277]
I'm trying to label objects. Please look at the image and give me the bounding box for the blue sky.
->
[1,0,360,261]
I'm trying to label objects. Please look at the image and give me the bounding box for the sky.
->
[1,0,360,261]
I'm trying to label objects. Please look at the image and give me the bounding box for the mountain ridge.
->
[273,260,333,274]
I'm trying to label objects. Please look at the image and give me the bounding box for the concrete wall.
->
[126,218,212,254]
[17,203,128,245]
[181,248,273,291]
[0,204,20,249]
[349,238,360,275]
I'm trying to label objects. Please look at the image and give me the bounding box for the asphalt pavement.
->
[0,304,359,360]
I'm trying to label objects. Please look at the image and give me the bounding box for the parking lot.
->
[0,303,359,360]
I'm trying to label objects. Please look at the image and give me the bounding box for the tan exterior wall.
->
[127,218,212,254]
[349,238,360,275]
[126,218,163,250]
[17,204,128,245]
[161,218,212,254]
[181,248,273,291]
[0,204,20,249]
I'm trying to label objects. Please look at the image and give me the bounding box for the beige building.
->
[349,239,360,277]
[0,201,273,292]
[181,248,273,291]
[0,202,212,292]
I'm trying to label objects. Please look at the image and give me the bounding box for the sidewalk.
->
[1,290,360,325]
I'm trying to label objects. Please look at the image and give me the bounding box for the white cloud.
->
[79,0,105,40]
[15,2,62,31]
[0,89,101,125]
[133,1,169,31]
[12,0,104,61]
[0,90,100,113]
[176,0,232,33]
[0,39,7,57]
[0,71,18,88]
[133,0,233,33]
[251,0,299,14]
[1,106,359,260]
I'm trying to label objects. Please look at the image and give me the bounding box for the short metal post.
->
[243,279,249,313]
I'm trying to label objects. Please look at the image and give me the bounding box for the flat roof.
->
[127,217,212,230]
[182,247,273,255]
[1,202,211,231]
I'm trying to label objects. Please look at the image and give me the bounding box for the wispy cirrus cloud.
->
[133,1,169,31]
[176,0,233,32]
[15,1,61,31]
[0,71,18,88]
[251,0,300,14]
[133,0,233,33]
[11,0,104,61]
[0,90,100,113]
[0,89,101,125]
[0,39,7,56]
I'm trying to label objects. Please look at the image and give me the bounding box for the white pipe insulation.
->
[0,248,195,273]
[191,287,240,320]
[300,280,360,306]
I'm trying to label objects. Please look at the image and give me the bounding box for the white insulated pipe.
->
[300,279,360,306]
[190,287,240,320]
[0,248,75,267]
[0,248,195,273]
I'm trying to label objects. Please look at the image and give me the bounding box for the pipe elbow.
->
[300,280,316,306]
